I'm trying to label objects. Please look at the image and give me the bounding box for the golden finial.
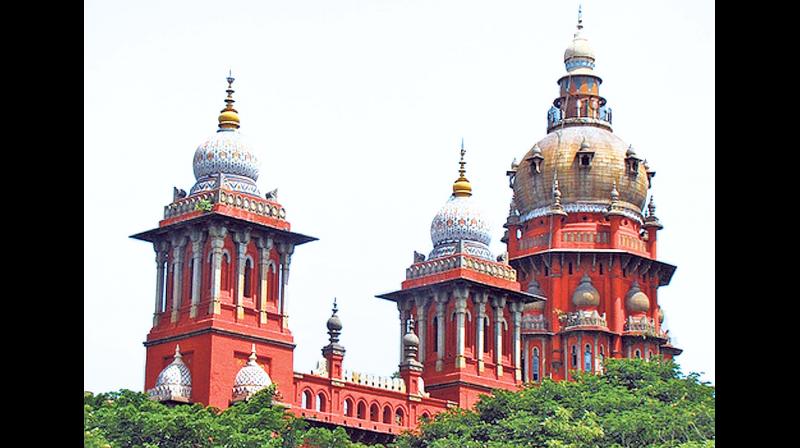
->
[218,70,240,130]
[452,138,472,197]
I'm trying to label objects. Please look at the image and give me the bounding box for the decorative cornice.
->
[519,202,643,224]
[406,254,517,282]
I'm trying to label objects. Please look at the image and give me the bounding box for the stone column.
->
[277,242,294,329]
[153,241,169,326]
[255,236,273,325]
[397,297,412,364]
[454,286,468,369]
[233,228,252,321]
[170,233,188,323]
[414,295,429,363]
[189,229,205,319]
[207,224,227,315]
[434,290,448,372]
[473,292,488,372]
[524,338,530,382]
[510,301,523,381]
[492,295,507,377]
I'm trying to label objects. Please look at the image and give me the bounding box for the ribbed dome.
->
[232,345,272,402]
[148,345,192,402]
[626,281,650,313]
[429,195,493,260]
[513,126,648,221]
[191,129,260,194]
[572,273,600,307]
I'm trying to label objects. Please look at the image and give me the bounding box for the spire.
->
[174,344,183,361]
[605,181,626,217]
[248,343,257,363]
[547,175,568,216]
[452,139,472,197]
[402,315,421,364]
[325,297,343,345]
[610,181,620,202]
[218,71,240,130]
[644,195,663,228]
[576,3,583,35]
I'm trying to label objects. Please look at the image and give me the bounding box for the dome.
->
[429,195,493,260]
[657,305,664,323]
[513,126,649,221]
[524,278,546,311]
[192,130,260,189]
[428,143,493,261]
[572,273,600,307]
[564,34,595,62]
[190,75,261,196]
[626,281,650,313]
[403,330,420,348]
[148,345,192,402]
[232,344,272,402]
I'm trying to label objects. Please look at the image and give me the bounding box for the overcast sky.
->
[85,0,714,392]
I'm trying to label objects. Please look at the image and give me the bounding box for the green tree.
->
[394,358,714,448]
[83,386,369,447]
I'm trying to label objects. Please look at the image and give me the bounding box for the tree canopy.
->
[85,358,714,447]
[394,358,714,448]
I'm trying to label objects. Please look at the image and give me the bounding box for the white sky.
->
[85,0,714,392]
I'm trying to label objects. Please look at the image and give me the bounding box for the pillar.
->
[277,242,294,329]
[255,236,273,325]
[189,229,205,319]
[414,295,429,363]
[233,228,251,321]
[207,223,227,315]
[510,301,523,381]
[397,297,412,364]
[434,290,448,372]
[152,240,169,326]
[492,295,507,377]
[170,233,188,323]
[474,292,488,372]
[454,286,468,369]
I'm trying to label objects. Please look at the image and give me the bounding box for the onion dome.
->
[572,273,600,307]
[429,141,493,261]
[148,344,192,403]
[191,73,261,196]
[402,316,421,365]
[563,6,595,74]
[513,127,649,221]
[524,277,546,311]
[626,281,650,313]
[327,298,343,333]
[232,344,272,402]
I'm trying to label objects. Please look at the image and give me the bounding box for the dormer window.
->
[625,145,641,176]
[528,145,544,174]
[575,137,594,169]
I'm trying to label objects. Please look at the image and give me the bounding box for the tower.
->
[378,142,545,409]
[132,75,316,409]
[504,10,681,383]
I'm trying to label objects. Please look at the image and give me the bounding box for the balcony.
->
[623,315,668,339]
[522,314,550,333]
[561,310,607,330]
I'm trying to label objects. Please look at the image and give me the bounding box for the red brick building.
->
[132,12,680,442]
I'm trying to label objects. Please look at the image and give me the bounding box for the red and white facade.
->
[131,13,680,441]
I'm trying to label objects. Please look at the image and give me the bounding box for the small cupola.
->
[575,137,595,168]
[625,145,641,176]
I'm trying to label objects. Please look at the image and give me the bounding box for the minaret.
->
[508,8,680,383]
[321,298,345,382]
[132,74,317,409]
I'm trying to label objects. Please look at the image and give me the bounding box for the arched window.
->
[357,401,367,419]
[316,393,326,412]
[369,404,379,422]
[301,390,312,409]
[571,345,578,368]
[598,346,605,373]
[382,405,392,424]
[344,398,353,417]
[532,348,540,382]
[420,412,431,423]
[395,408,405,426]
[431,316,438,353]
[186,257,194,303]
[634,349,641,359]
[647,350,653,360]
[243,258,253,298]
[584,345,592,372]
[599,263,604,275]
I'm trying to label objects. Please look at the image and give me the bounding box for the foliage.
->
[83,386,367,448]
[195,198,213,212]
[394,358,714,448]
